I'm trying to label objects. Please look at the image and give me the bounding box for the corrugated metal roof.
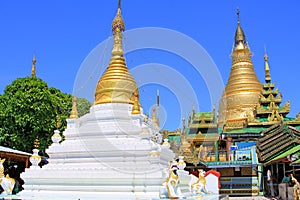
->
[0,146,31,156]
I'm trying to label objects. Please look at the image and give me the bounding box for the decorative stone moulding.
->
[177,156,186,170]
[29,149,41,167]
[51,130,62,144]
[162,138,170,149]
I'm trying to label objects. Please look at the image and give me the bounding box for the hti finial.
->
[264,45,271,82]
[264,45,268,61]
[236,8,240,23]
[111,0,125,56]
[112,0,125,33]
[33,53,36,63]
[264,44,267,54]
[31,54,37,77]
[118,0,121,9]
[156,89,160,107]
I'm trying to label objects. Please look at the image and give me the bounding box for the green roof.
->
[168,135,181,143]
[257,117,294,122]
[291,159,300,165]
[267,145,300,164]
[257,118,268,122]
[205,160,253,168]
[194,112,213,118]
[293,126,300,130]
[223,127,265,134]
[284,117,296,122]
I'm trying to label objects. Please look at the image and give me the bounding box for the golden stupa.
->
[69,96,79,119]
[94,2,139,105]
[218,10,262,126]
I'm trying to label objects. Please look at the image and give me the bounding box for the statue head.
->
[169,160,179,176]
[198,169,206,178]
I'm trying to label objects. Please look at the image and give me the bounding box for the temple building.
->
[14,2,300,198]
[166,11,300,196]
[20,2,174,199]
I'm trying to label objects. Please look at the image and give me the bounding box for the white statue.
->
[159,161,184,199]
[0,158,16,195]
[189,169,209,195]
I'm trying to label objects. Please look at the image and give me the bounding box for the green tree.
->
[48,87,72,131]
[77,97,92,117]
[0,77,72,155]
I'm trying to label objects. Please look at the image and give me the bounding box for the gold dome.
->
[94,3,139,105]
[218,12,262,125]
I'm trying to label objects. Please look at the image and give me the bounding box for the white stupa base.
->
[19,103,175,199]
[18,191,161,200]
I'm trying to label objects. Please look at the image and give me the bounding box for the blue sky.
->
[0,1,300,130]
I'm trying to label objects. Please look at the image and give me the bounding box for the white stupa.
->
[19,2,174,199]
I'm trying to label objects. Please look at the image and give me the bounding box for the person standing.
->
[267,169,276,198]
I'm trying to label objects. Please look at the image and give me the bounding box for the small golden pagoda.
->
[250,53,290,125]
[218,10,262,128]
[94,2,140,106]
[69,96,79,119]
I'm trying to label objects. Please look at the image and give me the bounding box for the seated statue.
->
[0,158,16,195]
[159,161,184,199]
[189,169,209,195]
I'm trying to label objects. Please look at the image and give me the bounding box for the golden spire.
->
[69,96,79,118]
[151,106,159,127]
[264,49,271,83]
[234,8,246,49]
[218,9,262,126]
[131,91,141,114]
[31,54,36,77]
[111,0,125,56]
[94,1,140,105]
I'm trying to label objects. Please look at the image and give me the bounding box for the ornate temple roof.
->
[94,2,140,106]
[188,109,217,131]
[218,10,262,128]
[256,123,300,163]
[250,53,291,126]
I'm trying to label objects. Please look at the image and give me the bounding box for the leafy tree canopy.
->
[0,77,74,155]
[77,97,92,117]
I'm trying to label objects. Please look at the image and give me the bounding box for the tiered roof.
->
[187,106,217,134]
[256,123,300,164]
[252,54,290,125]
